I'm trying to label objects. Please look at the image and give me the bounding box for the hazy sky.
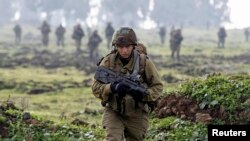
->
[227,0,250,29]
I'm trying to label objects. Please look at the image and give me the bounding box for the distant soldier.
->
[39,21,51,46]
[86,25,92,37]
[13,24,22,45]
[55,24,66,47]
[217,27,227,48]
[170,29,183,61]
[87,30,102,61]
[159,25,166,45]
[72,24,85,51]
[170,26,175,37]
[244,28,249,42]
[105,22,115,48]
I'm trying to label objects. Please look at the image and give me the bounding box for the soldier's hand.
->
[110,82,130,97]
[128,89,145,102]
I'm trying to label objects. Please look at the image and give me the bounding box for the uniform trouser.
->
[75,40,82,50]
[57,37,64,46]
[42,35,49,46]
[218,39,225,48]
[15,35,21,44]
[102,107,149,141]
[171,45,181,60]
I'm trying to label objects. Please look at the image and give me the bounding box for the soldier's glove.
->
[110,82,130,97]
[128,89,146,102]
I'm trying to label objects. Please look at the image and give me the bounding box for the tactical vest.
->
[99,49,148,116]
[108,50,147,80]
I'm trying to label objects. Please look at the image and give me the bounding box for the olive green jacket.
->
[92,51,163,103]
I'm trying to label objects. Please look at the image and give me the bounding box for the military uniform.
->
[40,21,51,46]
[55,24,66,47]
[87,30,102,61]
[72,24,85,51]
[13,24,22,45]
[170,29,183,61]
[92,27,163,141]
[217,27,227,48]
[159,26,166,45]
[105,22,115,48]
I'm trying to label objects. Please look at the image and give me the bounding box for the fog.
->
[0,0,238,29]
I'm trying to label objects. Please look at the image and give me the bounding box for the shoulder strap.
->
[132,50,139,75]
[139,53,147,75]
[108,50,147,75]
[109,53,116,70]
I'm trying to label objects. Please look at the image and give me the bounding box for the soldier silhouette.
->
[170,29,183,61]
[55,24,66,47]
[105,22,115,48]
[72,23,85,51]
[159,25,166,45]
[39,21,51,47]
[13,24,22,45]
[87,30,102,61]
[217,27,227,48]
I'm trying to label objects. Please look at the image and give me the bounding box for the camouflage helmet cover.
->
[112,27,137,46]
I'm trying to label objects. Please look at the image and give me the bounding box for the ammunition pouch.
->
[106,94,150,116]
[107,94,135,116]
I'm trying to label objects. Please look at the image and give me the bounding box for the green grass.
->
[0,26,250,140]
[0,67,89,83]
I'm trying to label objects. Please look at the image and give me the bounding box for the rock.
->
[71,118,89,126]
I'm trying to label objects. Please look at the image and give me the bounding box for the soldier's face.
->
[117,45,133,59]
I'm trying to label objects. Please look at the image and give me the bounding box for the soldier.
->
[72,24,85,51]
[217,27,227,48]
[13,24,22,45]
[170,29,183,61]
[105,22,115,48]
[55,24,66,47]
[244,28,249,42]
[39,21,51,47]
[92,27,163,141]
[87,30,102,61]
[159,25,166,45]
[170,26,175,37]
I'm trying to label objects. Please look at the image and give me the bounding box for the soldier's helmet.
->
[112,27,137,46]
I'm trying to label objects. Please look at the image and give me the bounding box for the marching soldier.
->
[217,27,227,48]
[105,22,115,48]
[87,30,102,61]
[13,24,22,45]
[72,24,85,51]
[39,21,51,47]
[170,29,183,61]
[55,24,66,47]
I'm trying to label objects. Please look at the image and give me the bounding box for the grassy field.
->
[0,25,250,140]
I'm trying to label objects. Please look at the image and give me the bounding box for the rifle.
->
[94,66,148,96]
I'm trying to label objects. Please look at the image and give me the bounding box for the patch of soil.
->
[155,93,250,124]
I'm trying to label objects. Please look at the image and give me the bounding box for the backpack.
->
[135,43,147,55]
